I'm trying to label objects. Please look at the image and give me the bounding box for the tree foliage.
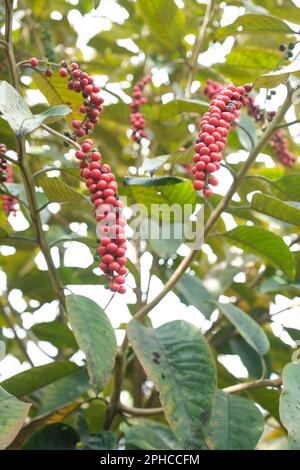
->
[0,0,300,451]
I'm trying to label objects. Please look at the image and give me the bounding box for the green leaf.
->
[0,341,5,360]
[123,176,197,221]
[30,320,78,350]
[252,193,300,227]
[23,423,79,450]
[280,362,300,449]
[208,390,264,450]
[221,226,295,278]
[252,0,300,24]
[121,419,180,450]
[217,47,281,84]
[0,386,31,450]
[173,273,215,319]
[160,99,209,121]
[236,112,258,151]
[33,71,84,123]
[1,361,79,398]
[66,294,117,393]
[254,60,300,88]
[0,82,70,136]
[127,319,217,449]
[38,369,90,414]
[217,303,270,356]
[38,175,90,207]
[216,14,294,40]
[143,146,195,176]
[136,0,185,55]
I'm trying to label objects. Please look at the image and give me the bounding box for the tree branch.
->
[223,377,282,394]
[185,0,214,98]
[4,0,66,315]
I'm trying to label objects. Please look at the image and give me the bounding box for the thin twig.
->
[223,377,282,394]
[41,124,81,150]
[185,0,214,98]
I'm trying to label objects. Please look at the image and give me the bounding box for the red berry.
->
[194,180,205,191]
[59,68,68,77]
[29,57,38,67]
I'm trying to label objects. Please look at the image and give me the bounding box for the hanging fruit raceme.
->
[0,144,18,216]
[75,139,128,294]
[130,75,151,143]
[204,79,295,168]
[192,83,252,197]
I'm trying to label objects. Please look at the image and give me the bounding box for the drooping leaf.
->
[217,303,270,356]
[252,193,300,227]
[208,390,264,450]
[0,387,31,450]
[127,319,217,449]
[221,226,295,278]
[66,294,117,393]
[280,362,300,449]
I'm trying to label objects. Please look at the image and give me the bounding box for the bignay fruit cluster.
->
[0,144,18,216]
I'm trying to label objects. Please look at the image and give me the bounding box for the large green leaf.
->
[0,81,70,136]
[38,175,90,207]
[254,61,300,88]
[136,0,185,55]
[127,319,217,450]
[0,387,31,450]
[33,70,83,123]
[1,361,79,398]
[66,294,117,393]
[123,176,197,221]
[121,419,180,450]
[252,193,300,227]
[280,362,300,449]
[221,226,295,278]
[217,303,270,356]
[215,14,294,40]
[208,390,264,450]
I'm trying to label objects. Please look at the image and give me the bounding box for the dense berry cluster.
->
[271,129,295,167]
[29,58,104,138]
[0,144,17,216]
[192,83,252,197]
[75,139,127,293]
[130,75,151,143]
[204,79,295,168]
[203,79,224,100]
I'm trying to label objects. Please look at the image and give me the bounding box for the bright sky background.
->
[1,0,300,383]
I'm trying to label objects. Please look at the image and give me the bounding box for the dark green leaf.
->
[66,295,117,393]
[127,319,217,449]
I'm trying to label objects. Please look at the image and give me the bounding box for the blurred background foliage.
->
[1,0,300,451]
